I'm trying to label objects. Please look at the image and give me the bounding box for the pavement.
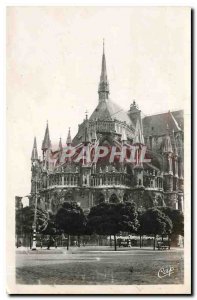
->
[16,245,183,253]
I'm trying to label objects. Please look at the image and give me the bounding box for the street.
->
[16,246,184,285]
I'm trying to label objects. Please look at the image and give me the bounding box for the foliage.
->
[16,205,49,235]
[138,207,173,237]
[87,202,139,236]
[41,212,57,236]
[55,202,87,236]
[158,206,184,236]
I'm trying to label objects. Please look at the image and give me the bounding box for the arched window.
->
[95,193,105,205]
[123,193,132,202]
[109,193,119,203]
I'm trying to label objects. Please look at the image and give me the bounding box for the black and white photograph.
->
[6,6,191,294]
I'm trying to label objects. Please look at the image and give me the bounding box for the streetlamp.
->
[32,175,38,250]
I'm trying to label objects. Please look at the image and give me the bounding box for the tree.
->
[139,208,173,250]
[158,207,184,236]
[136,208,146,248]
[15,205,49,248]
[158,207,184,247]
[41,212,58,249]
[87,202,139,251]
[55,202,86,250]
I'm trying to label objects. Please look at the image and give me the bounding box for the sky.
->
[7,6,190,199]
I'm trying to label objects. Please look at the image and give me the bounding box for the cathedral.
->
[30,45,184,215]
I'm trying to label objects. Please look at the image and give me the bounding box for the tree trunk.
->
[77,235,80,247]
[114,235,117,251]
[168,234,171,250]
[29,235,32,249]
[162,235,164,242]
[110,235,112,247]
[140,235,142,248]
[153,234,156,250]
[67,234,70,250]
[142,235,143,248]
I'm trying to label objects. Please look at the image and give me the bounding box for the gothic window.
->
[123,193,132,202]
[95,193,105,205]
[109,193,119,203]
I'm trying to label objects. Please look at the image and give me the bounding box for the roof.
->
[171,110,184,130]
[89,99,133,126]
[142,110,183,137]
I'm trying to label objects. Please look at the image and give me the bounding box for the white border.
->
[2,0,195,298]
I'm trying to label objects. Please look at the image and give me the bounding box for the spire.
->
[98,39,109,101]
[66,128,72,145]
[162,124,172,153]
[31,137,38,160]
[133,118,144,144]
[42,121,51,151]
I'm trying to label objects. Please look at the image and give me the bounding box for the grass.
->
[16,247,184,285]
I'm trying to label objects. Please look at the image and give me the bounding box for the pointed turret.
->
[31,137,38,161]
[66,128,72,145]
[98,40,109,102]
[82,112,91,144]
[42,121,51,151]
[134,118,144,144]
[162,124,172,153]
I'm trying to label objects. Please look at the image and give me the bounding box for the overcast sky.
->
[7,6,190,199]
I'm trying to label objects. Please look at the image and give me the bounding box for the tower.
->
[171,129,179,191]
[128,100,142,126]
[162,125,173,192]
[133,118,144,187]
[81,112,91,187]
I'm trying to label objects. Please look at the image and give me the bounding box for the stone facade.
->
[29,46,184,215]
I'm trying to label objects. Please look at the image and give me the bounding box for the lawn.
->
[16,247,184,285]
